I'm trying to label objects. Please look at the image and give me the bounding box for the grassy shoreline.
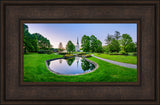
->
[24,53,137,82]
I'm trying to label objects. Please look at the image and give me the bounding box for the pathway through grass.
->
[94,53,137,64]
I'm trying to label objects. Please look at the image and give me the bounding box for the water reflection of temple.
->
[75,57,80,68]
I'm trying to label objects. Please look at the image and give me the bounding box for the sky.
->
[25,23,137,48]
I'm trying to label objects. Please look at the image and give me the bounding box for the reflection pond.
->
[47,57,95,75]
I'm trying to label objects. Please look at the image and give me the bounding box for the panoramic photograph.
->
[23,23,137,82]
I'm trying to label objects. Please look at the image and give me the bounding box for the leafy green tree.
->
[31,34,38,51]
[96,40,103,53]
[120,34,133,52]
[81,35,90,52]
[23,24,51,53]
[66,40,75,53]
[24,28,37,52]
[103,45,110,53]
[90,35,98,52]
[32,33,51,50]
[24,24,28,32]
[114,31,121,40]
[126,42,136,52]
[109,38,120,52]
[105,34,113,45]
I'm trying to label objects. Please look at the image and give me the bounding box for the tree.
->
[81,35,90,52]
[109,38,120,52]
[102,45,110,53]
[90,35,98,52]
[114,31,121,40]
[105,34,113,45]
[23,24,51,53]
[96,40,103,53]
[24,28,38,52]
[24,24,28,32]
[126,42,136,52]
[31,34,39,51]
[32,33,51,50]
[120,34,133,52]
[23,30,31,52]
[66,40,75,53]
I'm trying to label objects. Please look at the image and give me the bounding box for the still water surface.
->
[47,57,95,75]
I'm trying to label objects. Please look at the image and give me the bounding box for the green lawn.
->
[94,53,137,64]
[24,53,137,82]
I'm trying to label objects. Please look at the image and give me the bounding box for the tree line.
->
[104,31,136,54]
[80,31,136,54]
[23,24,51,53]
[24,24,136,54]
[81,35,103,53]
[65,35,103,53]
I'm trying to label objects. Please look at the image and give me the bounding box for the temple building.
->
[75,37,80,52]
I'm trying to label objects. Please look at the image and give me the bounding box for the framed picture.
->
[21,20,140,85]
[0,0,159,105]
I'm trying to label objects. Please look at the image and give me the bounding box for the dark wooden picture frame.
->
[0,0,159,104]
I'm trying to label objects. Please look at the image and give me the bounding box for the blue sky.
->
[25,23,137,48]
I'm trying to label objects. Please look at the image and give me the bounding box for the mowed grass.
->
[94,53,137,64]
[24,53,137,82]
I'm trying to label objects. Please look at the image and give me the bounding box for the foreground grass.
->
[94,53,137,64]
[24,53,137,82]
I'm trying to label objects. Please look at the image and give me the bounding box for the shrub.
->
[84,54,92,58]
[109,52,119,54]
[133,52,137,56]
[78,52,86,55]
[64,54,73,58]
[38,50,50,54]
[59,52,67,55]
[119,50,128,55]
[47,51,52,54]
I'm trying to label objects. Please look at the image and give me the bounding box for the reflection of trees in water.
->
[59,59,62,63]
[90,64,95,70]
[81,58,95,71]
[66,57,75,66]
